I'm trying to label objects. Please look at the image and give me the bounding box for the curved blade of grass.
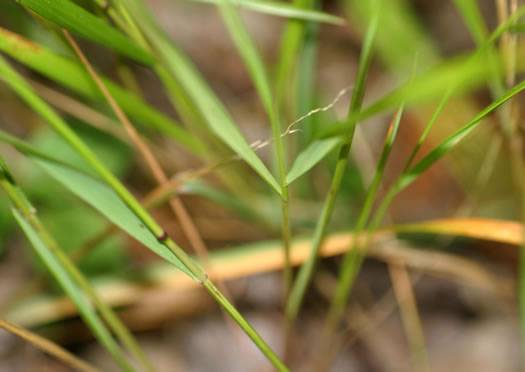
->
[399,79,525,190]
[321,9,525,139]
[329,105,403,325]
[10,211,134,372]
[285,1,380,322]
[16,0,153,65]
[215,0,291,289]
[34,157,196,278]
[0,28,203,154]
[345,0,438,75]
[121,0,281,195]
[194,0,344,24]
[0,318,100,372]
[452,0,489,45]
[320,52,492,138]
[216,0,275,123]
[0,55,196,279]
[9,217,519,327]
[285,137,341,184]
[274,0,315,115]
[0,53,287,371]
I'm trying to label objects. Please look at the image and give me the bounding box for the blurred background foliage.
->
[0,0,524,371]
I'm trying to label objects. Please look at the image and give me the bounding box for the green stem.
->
[0,159,136,372]
[0,33,288,372]
[285,5,379,323]
[204,280,289,372]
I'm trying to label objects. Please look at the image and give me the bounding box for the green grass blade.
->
[36,157,197,279]
[0,28,203,154]
[0,47,287,372]
[11,210,135,372]
[274,0,314,115]
[0,129,194,277]
[215,0,291,289]
[329,105,404,324]
[16,0,154,65]
[194,0,344,24]
[285,137,341,184]
[320,52,493,138]
[452,0,488,45]
[345,0,438,75]
[0,53,204,279]
[403,92,451,170]
[0,163,137,372]
[216,0,275,124]
[285,0,380,322]
[121,0,281,195]
[399,79,525,190]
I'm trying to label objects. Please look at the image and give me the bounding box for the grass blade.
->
[0,160,135,371]
[10,209,135,372]
[194,0,344,24]
[285,1,380,322]
[452,0,489,45]
[0,28,203,153]
[329,105,403,326]
[215,0,292,290]
[399,79,525,190]
[285,137,341,184]
[320,52,493,138]
[121,0,281,195]
[8,217,518,327]
[0,318,100,372]
[35,157,196,278]
[0,51,288,372]
[17,0,154,65]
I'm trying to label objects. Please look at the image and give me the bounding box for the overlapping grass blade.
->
[0,160,135,371]
[321,9,525,139]
[8,216,519,328]
[320,52,492,138]
[329,105,403,325]
[452,0,488,44]
[274,0,315,113]
[285,137,341,184]
[215,0,292,288]
[0,51,288,372]
[16,0,153,65]
[399,79,525,190]
[0,28,203,154]
[194,0,344,24]
[0,53,201,279]
[285,0,380,322]
[0,129,194,277]
[11,210,135,372]
[37,157,197,278]
[121,0,281,195]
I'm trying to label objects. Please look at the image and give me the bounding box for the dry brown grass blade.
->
[60,28,251,359]
[7,222,516,327]
[61,29,217,276]
[395,217,523,245]
[0,318,100,372]
[389,262,430,372]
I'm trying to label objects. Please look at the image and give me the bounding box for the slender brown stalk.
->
[61,27,251,360]
[0,318,100,372]
[388,262,430,372]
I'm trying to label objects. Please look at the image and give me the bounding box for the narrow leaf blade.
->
[286,137,341,184]
[17,0,154,65]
